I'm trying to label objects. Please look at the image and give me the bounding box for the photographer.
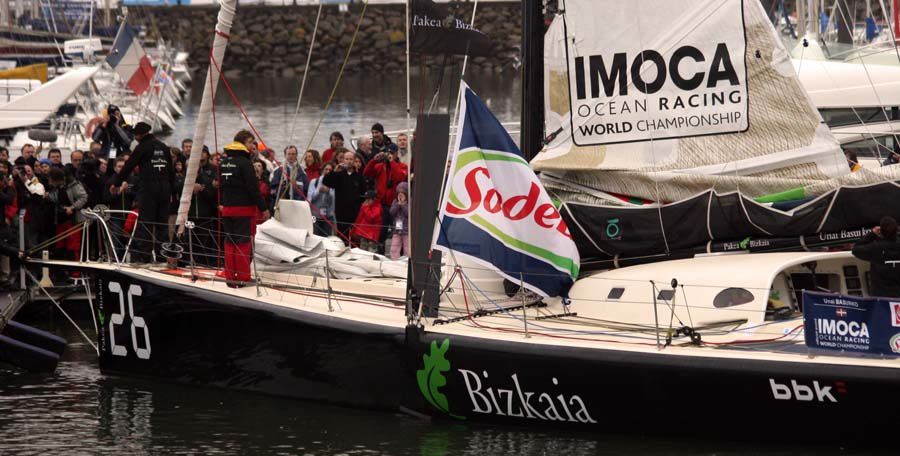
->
[370,123,397,157]
[90,104,134,159]
[363,149,408,250]
[322,150,365,240]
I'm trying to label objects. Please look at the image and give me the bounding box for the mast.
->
[519,0,543,161]
[175,0,238,231]
[405,0,411,149]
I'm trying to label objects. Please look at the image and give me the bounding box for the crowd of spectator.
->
[0,120,414,280]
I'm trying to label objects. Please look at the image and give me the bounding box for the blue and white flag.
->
[433,82,580,297]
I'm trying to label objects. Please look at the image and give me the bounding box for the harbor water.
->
[0,74,892,455]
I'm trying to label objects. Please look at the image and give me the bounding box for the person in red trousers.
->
[220,130,269,288]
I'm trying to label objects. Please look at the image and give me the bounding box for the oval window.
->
[713,288,755,308]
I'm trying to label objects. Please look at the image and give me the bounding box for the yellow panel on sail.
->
[0,63,48,83]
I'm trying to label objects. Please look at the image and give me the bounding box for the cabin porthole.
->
[607,287,625,300]
[713,288,755,308]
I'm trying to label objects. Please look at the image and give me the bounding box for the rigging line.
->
[287,1,324,145]
[205,54,347,243]
[25,269,99,354]
[441,0,481,190]
[41,0,69,68]
[405,0,412,150]
[457,270,663,343]
[876,0,900,64]
[299,0,370,172]
[427,54,450,114]
[210,54,222,268]
[833,0,900,151]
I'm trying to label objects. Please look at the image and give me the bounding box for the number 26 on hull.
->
[108,281,151,360]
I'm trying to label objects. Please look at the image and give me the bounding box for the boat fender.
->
[1,320,67,355]
[27,129,58,143]
[0,334,60,372]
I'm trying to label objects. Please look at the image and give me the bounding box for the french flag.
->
[107,24,155,95]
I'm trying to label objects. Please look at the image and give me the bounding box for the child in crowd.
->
[351,190,382,252]
[389,182,409,260]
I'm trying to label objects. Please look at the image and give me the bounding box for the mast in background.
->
[1,1,10,27]
[519,0,544,161]
[894,0,899,40]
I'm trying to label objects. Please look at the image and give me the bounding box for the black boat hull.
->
[409,329,900,438]
[92,268,411,409]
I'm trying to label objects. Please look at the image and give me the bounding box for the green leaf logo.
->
[416,339,464,419]
[739,237,751,249]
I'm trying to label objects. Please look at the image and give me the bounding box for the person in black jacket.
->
[92,104,134,159]
[109,122,174,263]
[852,216,900,297]
[220,130,269,287]
[322,149,365,241]
[188,149,218,266]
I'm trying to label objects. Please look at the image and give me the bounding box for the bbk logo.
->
[769,378,842,403]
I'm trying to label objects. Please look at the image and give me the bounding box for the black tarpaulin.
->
[563,182,900,262]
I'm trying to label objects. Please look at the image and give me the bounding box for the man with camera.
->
[322,150,366,240]
[91,104,134,159]
[364,148,408,252]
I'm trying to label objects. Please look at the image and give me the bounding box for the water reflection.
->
[1,320,893,456]
[163,72,522,161]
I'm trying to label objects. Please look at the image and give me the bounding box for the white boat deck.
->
[39,249,900,372]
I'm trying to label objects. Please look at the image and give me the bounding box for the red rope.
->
[208,54,267,150]
[207,50,352,244]
[209,50,223,269]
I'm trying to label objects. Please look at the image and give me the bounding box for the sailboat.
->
[32,0,900,441]
[403,0,900,438]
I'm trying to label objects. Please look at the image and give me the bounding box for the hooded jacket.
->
[220,141,267,212]
[364,157,408,206]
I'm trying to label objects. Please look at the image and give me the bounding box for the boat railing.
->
[80,207,141,267]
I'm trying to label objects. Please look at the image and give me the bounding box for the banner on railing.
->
[803,291,900,356]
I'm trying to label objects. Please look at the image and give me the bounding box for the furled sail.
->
[176,0,238,231]
[536,0,900,204]
[534,0,900,261]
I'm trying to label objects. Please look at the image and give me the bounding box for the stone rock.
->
[131,3,525,77]
[387,29,404,44]
[223,69,243,79]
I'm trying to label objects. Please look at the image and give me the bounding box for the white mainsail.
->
[534,0,899,204]
[175,0,238,231]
